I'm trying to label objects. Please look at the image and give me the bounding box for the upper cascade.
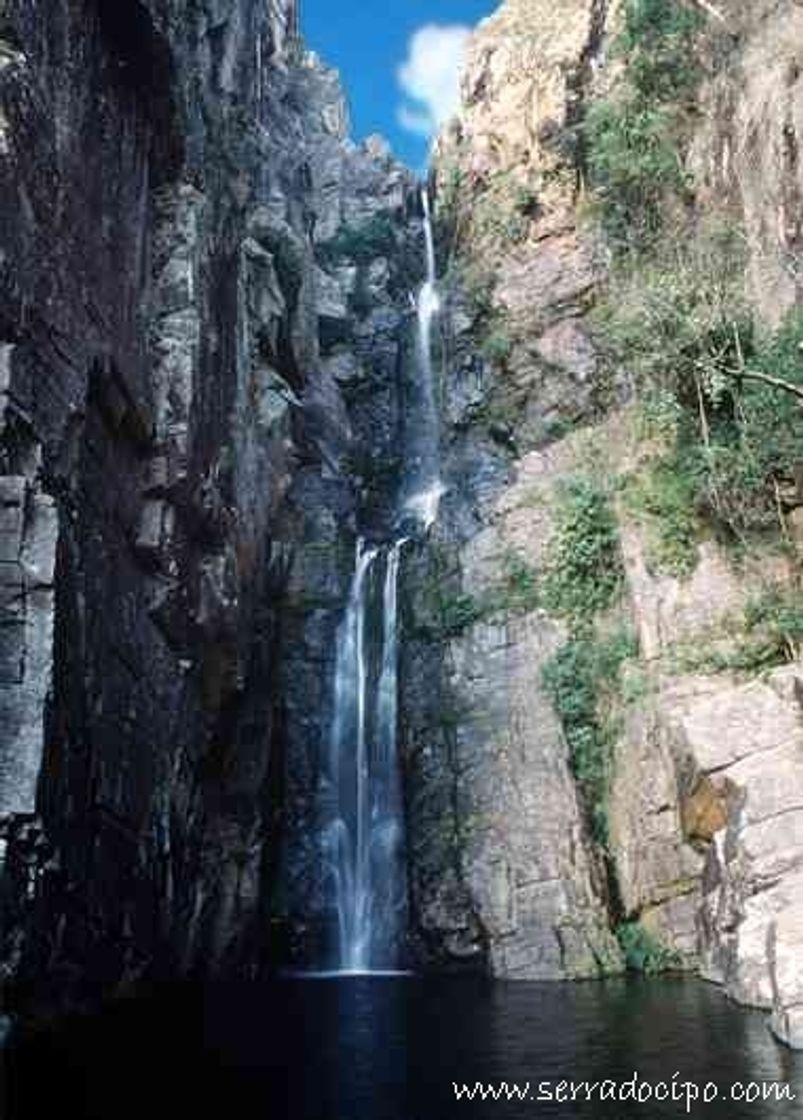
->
[401,186,445,533]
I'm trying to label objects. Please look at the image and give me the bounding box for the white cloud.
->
[397,105,435,139]
[396,24,471,140]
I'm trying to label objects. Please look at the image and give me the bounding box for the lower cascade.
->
[322,539,407,972]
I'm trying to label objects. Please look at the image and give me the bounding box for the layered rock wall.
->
[406,0,803,1049]
[1,0,801,1052]
[0,0,417,1004]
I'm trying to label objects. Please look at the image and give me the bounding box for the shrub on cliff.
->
[596,238,803,548]
[543,629,636,847]
[541,479,630,847]
[584,0,704,249]
[543,478,624,622]
[615,0,704,102]
[318,214,398,266]
[616,920,682,973]
[586,99,688,245]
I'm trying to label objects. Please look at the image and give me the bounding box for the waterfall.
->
[323,540,407,972]
[324,540,376,971]
[367,540,407,960]
[403,187,445,531]
[376,541,404,766]
[422,184,437,284]
[318,185,442,974]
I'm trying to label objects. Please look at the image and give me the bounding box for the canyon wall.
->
[402,0,803,1049]
[0,0,418,1007]
[0,0,800,1055]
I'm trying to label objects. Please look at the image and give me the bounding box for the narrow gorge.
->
[0,0,802,1108]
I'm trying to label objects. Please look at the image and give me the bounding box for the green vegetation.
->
[513,183,540,219]
[499,549,541,612]
[584,0,704,248]
[432,589,488,637]
[616,920,682,974]
[670,585,803,676]
[742,586,803,663]
[689,315,803,541]
[591,223,749,395]
[415,548,541,641]
[614,0,705,102]
[623,453,700,576]
[539,478,630,847]
[585,100,688,247]
[318,214,397,267]
[543,478,624,622]
[543,629,636,846]
[481,327,514,365]
[598,239,803,551]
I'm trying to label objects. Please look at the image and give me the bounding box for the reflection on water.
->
[6,977,803,1119]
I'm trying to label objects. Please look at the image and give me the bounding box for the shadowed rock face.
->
[0,0,418,1006]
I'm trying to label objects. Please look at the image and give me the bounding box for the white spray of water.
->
[403,187,445,530]
[324,539,408,972]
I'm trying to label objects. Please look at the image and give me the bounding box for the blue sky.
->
[301,2,496,170]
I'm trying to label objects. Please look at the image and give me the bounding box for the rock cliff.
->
[404,0,803,1048]
[0,0,418,1007]
[0,0,801,1056]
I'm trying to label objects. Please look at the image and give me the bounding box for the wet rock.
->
[403,431,622,978]
[0,0,416,1005]
[0,475,56,820]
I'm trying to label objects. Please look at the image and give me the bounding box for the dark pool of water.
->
[5,977,802,1119]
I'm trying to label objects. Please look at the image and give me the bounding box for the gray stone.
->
[321,348,362,385]
[134,499,167,560]
[0,478,25,564]
[315,265,349,324]
[404,429,623,977]
[0,0,416,1000]
[0,344,14,400]
[535,318,597,382]
[20,492,57,587]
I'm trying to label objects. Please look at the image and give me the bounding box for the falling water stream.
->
[323,539,407,972]
[321,188,442,973]
[404,187,445,531]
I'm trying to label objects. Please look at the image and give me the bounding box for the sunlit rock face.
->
[404,0,803,1044]
[0,0,418,1004]
[687,0,803,327]
[400,0,624,979]
[432,0,614,447]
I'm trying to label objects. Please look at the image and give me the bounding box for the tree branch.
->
[725,366,803,404]
[689,0,728,24]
